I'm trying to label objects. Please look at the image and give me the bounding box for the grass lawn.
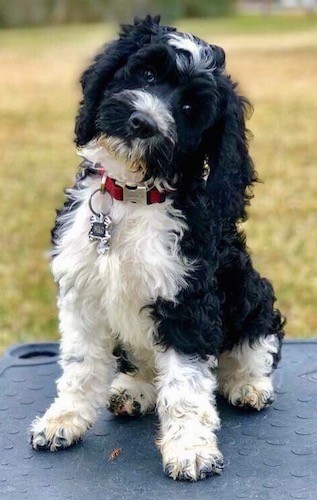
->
[0,14,316,352]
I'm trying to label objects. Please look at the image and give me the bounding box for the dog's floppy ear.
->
[205,78,257,222]
[74,16,164,147]
[74,40,127,147]
[75,35,136,147]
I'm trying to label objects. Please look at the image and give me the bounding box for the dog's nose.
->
[129,111,159,138]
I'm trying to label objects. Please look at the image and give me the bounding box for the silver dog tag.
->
[88,184,114,255]
[89,213,113,254]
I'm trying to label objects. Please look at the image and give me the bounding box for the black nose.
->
[129,111,158,138]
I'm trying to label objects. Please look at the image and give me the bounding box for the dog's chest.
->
[101,199,190,346]
[53,181,189,348]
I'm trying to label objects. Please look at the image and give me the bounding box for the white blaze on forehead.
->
[168,33,215,74]
[168,33,202,65]
[130,90,174,137]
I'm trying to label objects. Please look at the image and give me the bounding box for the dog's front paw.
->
[108,373,156,417]
[30,409,89,451]
[160,437,223,481]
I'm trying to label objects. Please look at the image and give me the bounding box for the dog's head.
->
[76,16,256,219]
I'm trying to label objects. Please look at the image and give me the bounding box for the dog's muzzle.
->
[129,111,159,139]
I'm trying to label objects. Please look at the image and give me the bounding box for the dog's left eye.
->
[141,68,156,84]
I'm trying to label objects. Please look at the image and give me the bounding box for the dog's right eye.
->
[141,68,156,84]
[182,104,193,116]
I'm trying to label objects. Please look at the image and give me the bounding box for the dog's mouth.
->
[96,132,177,186]
[97,134,148,181]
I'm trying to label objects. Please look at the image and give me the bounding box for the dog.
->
[30,15,285,481]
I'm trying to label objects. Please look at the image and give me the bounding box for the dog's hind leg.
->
[218,334,280,410]
[108,347,156,417]
[218,256,284,410]
[30,294,117,451]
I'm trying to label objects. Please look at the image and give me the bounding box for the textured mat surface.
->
[0,341,316,500]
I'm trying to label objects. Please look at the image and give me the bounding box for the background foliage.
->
[0,14,317,352]
[0,0,236,27]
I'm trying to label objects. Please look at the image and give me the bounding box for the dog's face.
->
[76,16,254,214]
[75,17,230,184]
[95,33,222,181]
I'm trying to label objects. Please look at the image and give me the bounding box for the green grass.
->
[0,14,317,353]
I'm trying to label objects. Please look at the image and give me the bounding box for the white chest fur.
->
[52,176,190,351]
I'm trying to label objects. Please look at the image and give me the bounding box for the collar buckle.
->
[123,185,147,205]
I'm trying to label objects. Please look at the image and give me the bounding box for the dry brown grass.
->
[0,17,316,352]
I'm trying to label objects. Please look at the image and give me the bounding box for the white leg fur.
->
[155,349,223,481]
[217,334,279,410]
[30,295,116,451]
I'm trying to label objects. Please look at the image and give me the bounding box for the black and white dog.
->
[30,16,285,481]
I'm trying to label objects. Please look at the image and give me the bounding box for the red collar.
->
[96,167,170,205]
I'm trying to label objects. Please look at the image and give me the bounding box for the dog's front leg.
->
[30,296,116,451]
[155,349,223,481]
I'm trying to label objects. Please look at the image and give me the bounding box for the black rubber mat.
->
[0,341,316,500]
